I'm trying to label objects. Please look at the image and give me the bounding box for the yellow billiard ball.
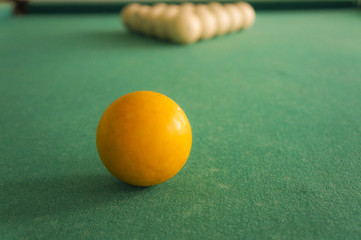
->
[96,91,192,187]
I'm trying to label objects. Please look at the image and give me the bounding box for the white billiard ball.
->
[168,10,202,44]
[145,3,167,37]
[194,5,217,40]
[224,4,244,32]
[208,2,232,36]
[156,5,180,40]
[180,2,195,12]
[236,2,256,29]
[121,3,140,32]
[135,5,151,34]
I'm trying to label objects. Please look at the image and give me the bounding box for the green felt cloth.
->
[1,9,361,239]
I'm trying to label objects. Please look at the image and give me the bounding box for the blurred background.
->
[1,0,360,16]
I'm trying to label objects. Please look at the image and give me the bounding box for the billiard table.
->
[1,1,361,239]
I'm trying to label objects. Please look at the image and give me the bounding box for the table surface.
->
[1,8,361,240]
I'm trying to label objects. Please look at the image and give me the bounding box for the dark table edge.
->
[12,0,361,15]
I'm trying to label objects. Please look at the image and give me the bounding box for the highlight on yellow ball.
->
[96,91,192,187]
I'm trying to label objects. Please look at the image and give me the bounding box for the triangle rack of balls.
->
[120,2,256,44]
